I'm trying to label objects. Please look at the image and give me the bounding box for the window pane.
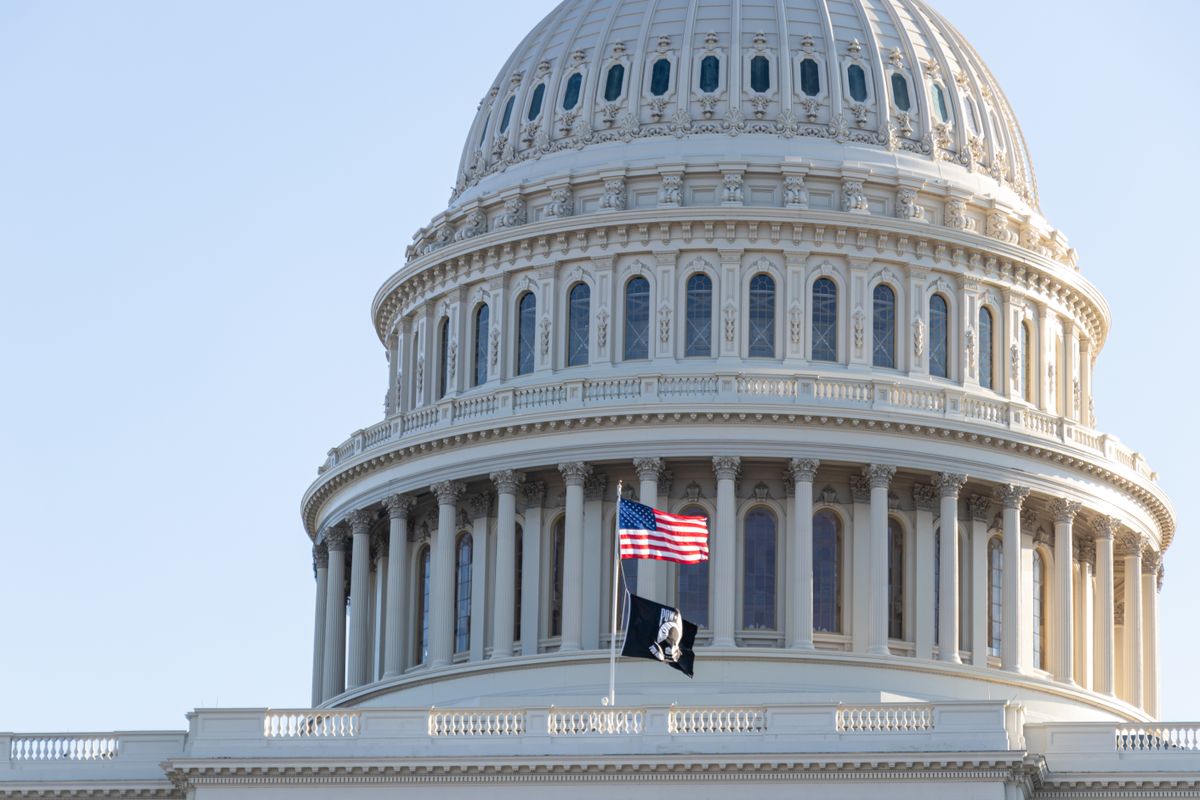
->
[438,318,450,398]
[623,277,650,360]
[517,292,536,375]
[872,284,896,368]
[685,273,713,357]
[550,521,565,637]
[418,548,431,664]
[527,83,545,121]
[800,58,820,97]
[812,278,838,362]
[677,507,709,627]
[499,95,515,133]
[933,83,950,122]
[742,509,776,630]
[929,295,948,378]
[513,525,523,642]
[887,519,904,639]
[563,72,582,110]
[1021,322,1033,401]
[750,55,770,93]
[988,539,1002,656]
[478,113,490,146]
[700,55,720,93]
[650,58,671,96]
[474,304,489,387]
[848,64,868,102]
[891,72,911,111]
[604,64,625,102]
[748,274,775,358]
[933,529,941,645]
[454,535,473,653]
[813,510,841,632]
[1033,551,1044,669]
[979,307,994,390]
[568,283,590,366]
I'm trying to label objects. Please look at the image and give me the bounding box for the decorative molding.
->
[789,458,819,484]
[432,480,465,506]
[935,473,967,498]
[712,456,741,481]
[912,484,937,511]
[490,469,525,494]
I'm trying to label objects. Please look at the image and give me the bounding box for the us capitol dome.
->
[4,1,1196,798]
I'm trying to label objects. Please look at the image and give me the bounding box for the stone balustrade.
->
[262,710,360,738]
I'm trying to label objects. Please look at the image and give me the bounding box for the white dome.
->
[453,0,1038,212]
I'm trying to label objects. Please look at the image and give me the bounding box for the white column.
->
[346,509,373,689]
[1094,517,1117,695]
[633,458,665,602]
[1076,535,1095,690]
[912,485,936,661]
[311,542,329,706]
[789,459,819,650]
[383,494,414,677]
[1142,552,1161,718]
[996,484,1029,673]
[520,482,545,656]
[558,462,591,652]
[867,464,896,657]
[321,525,349,701]
[712,456,741,648]
[430,481,464,667]
[489,471,522,659]
[967,495,991,667]
[849,475,871,653]
[468,492,491,662]
[1121,532,1144,708]
[937,474,967,663]
[1051,499,1081,684]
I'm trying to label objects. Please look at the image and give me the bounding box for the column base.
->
[710,637,736,648]
[868,646,891,656]
[938,653,962,665]
[791,642,816,652]
[559,642,581,653]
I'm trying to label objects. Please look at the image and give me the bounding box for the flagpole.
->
[607,480,623,707]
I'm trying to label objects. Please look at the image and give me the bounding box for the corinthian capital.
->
[467,492,493,518]
[521,480,546,508]
[935,473,967,498]
[912,484,937,511]
[584,472,609,501]
[325,523,351,552]
[789,458,820,484]
[312,541,329,570]
[558,461,592,487]
[866,464,896,490]
[431,480,465,506]
[347,509,374,534]
[384,494,416,519]
[633,457,666,482]
[490,469,525,494]
[1051,498,1082,525]
[1094,516,1120,540]
[1141,547,1162,574]
[1116,530,1146,558]
[712,456,741,481]
[966,493,992,522]
[994,484,1030,510]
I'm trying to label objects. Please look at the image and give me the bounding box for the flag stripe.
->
[617,498,710,565]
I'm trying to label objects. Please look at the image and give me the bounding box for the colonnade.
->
[309,457,1162,716]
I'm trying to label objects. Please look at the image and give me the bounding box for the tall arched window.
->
[549,519,565,637]
[411,333,421,406]
[929,294,949,378]
[677,506,709,628]
[742,509,777,630]
[750,55,770,92]
[1021,321,1034,402]
[887,518,904,640]
[933,528,941,645]
[685,273,713,357]
[454,534,473,653]
[567,283,590,367]
[1032,549,1046,670]
[473,304,489,387]
[979,307,994,390]
[812,278,838,362]
[623,277,650,360]
[499,95,515,134]
[604,64,625,102]
[891,73,911,111]
[987,537,1002,656]
[527,83,545,121]
[416,546,431,664]
[700,55,720,92]
[813,510,841,633]
[873,284,896,368]
[517,291,536,376]
[563,72,583,110]
[748,274,776,358]
[438,317,451,398]
[847,64,868,102]
[513,524,523,643]
[650,58,671,96]
[932,83,950,123]
[799,59,820,96]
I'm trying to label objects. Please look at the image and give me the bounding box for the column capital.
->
[1074,534,1095,568]
[325,523,351,552]
[912,484,937,511]
[712,455,742,481]
[966,493,992,522]
[431,480,465,506]
[384,494,416,519]
[789,458,820,483]
[849,474,870,504]
[1141,547,1162,574]
[1116,530,1146,558]
[347,509,374,534]
[632,457,666,482]
[584,472,609,501]
[1051,498,1082,525]
[489,469,525,494]
[558,461,592,487]
[467,491,493,519]
[521,480,546,508]
[1094,515,1121,540]
[313,541,329,570]
[994,483,1030,510]
[866,464,896,489]
[1157,563,1165,592]
[935,473,967,498]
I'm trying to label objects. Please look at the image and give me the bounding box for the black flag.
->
[621,593,698,678]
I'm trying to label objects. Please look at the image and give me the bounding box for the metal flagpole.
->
[606,480,623,707]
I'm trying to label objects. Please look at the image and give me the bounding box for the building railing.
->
[668,706,767,734]
[1116,724,1200,752]
[547,707,643,735]
[428,709,526,737]
[836,704,934,733]
[262,710,360,738]
[9,736,118,761]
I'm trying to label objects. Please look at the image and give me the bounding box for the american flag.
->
[617,499,709,564]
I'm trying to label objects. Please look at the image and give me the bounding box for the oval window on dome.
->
[527,83,545,121]
[800,58,820,97]
[650,58,671,96]
[700,55,720,93]
[604,63,625,102]
[750,55,770,93]
[847,64,868,102]
[499,95,515,133]
[933,83,950,123]
[891,73,910,112]
[478,113,490,146]
[563,72,582,110]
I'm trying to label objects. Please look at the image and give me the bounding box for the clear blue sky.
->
[1,1,1196,731]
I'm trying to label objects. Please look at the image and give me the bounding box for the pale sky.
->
[2,0,1197,732]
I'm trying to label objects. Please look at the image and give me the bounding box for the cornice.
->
[0,783,177,799]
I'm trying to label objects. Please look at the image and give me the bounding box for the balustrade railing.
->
[669,706,766,734]
[584,377,641,401]
[428,709,526,737]
[1116,725,1200,752]
[9,736,118,761]
[547,708,644,735]
[836,704,934,733]
[262,710,360,738]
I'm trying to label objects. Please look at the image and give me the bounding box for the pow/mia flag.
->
[621,593,698,678]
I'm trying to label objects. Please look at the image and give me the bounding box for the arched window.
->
[685,273,713,357]
[799,58,820,96]
[887,518,904,640]
[987,537,1002,656]
[454,534,473,653]
[513,524,523,642]
[411,333,421,406]
[891,73,911,111]
[417,546,432,666]
[1032,549,1046,670]
[473,304,489,387]
[979,307,994,390]
[933,528,941,645]
[623,277,650,360]
[567,283,590,367]
[438,317,451,398]
[750,55,770,92]
[677,506,709,628]
[1021,321,1034,402]
[499,95,515,134]
[604,63,625,102]
[478,113,490,147]
[517,291,536,376]
[748,274,776,358]
[549,519,565,637]
[700,55,720,93]
[742,509,777,630]
[527,83,545,121]
[650,58,671,96]
[873,284,896,368]
[813,510,841,633]
[929,294,949,378]
[932,83,950,123]
[563,72,582,110]
[847,64,868,102]
[812,278,838,362]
